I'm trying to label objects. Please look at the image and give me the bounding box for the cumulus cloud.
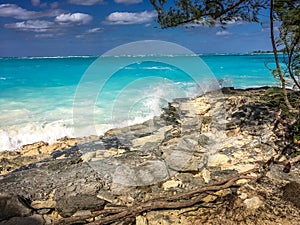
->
[103,11,157,25]
[68,0,105,5]
[0,4,35,19]
[216,30,232,36]
[4,20,55,32]
[0,4,62,20]
[114,0,143,4]
[5,13,93,33]
[55,13,93,25]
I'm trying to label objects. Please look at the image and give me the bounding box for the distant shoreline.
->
[0,52,280,59]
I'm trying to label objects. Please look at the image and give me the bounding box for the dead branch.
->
[55,166,259,225]
[57,150,298,225]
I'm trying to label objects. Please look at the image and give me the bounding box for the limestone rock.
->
[31,200,56,209]
[0,193,32,221]
[244,196,263,209]
[55,194,105,217]
[0,215,44,225]
[162,179,182,190]
[201,168,211,183]
[207,153,230,167]
[136,215,148,225]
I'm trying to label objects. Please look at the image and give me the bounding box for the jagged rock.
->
[0,193,32,221]
[55,194,105,217]
[0,215,45,225]
[0,87,299,224]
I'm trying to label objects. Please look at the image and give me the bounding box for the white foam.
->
[0,121,74,151]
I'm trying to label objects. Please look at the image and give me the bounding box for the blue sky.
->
[0,0,273,57]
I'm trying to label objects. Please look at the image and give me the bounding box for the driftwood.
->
[55,144,300,225]
[56,167,261,225]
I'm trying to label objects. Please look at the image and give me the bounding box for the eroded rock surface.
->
[0,87,299,224]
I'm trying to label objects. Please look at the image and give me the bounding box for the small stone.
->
[201,168,211,183]
[202,194,217,203]
[136,215,148,225]
[243,196,263,209]
[236,179,250,185]
[81,152,96,162]
[31,200,56,209]
[239,193,248,200]
[72,210,92,217]
[226,127,240,137]
[43,214,57,224]
[162,179,182,190]
[207,154,230,167]
[97,192,114,203]
[49,211,62,220]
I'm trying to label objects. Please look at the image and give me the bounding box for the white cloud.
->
[35,33,54,38]
[114,0,143,4]
[68,0,105,5]
[31,0,40,6]
[5,13,93,33]
[216,30,232,36]
[0,4,62,19]
[55,13,93,25]
[87,27,103,33]
[103,11,157,25]
[76,27,104,38]
[0,4,35,19]
[4,20,55,32]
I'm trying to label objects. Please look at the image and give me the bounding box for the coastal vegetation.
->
[150,0,299,110]
[150,0,300,156]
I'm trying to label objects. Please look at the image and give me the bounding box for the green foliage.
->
[261,87,300,116]
[150,0,268,28]
[275,0,300,89]
[151,0,300,100]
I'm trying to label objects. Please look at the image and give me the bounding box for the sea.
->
[0,53,280,151]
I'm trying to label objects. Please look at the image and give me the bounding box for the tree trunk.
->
[270,0,294,112]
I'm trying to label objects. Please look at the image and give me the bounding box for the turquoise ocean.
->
[0,54,279,151]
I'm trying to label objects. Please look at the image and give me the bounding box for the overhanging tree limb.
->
[270,0,295,112]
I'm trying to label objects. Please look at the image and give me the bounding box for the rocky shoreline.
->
[0,87,299,225]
